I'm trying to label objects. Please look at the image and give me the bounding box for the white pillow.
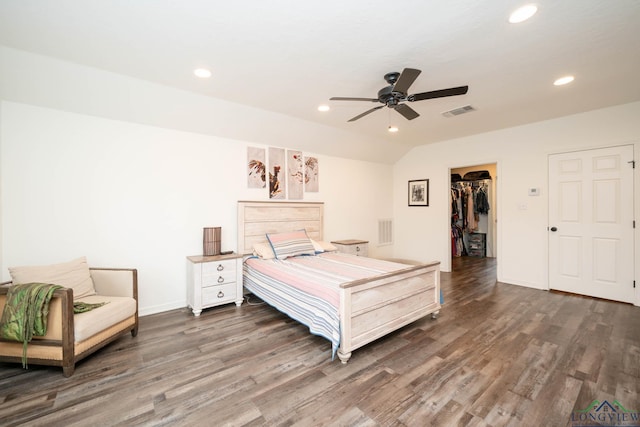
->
[8,256,97,300]
[311,239,338,253]
[253,242,276,259]
[310,239,338,253]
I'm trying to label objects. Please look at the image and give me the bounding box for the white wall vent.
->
[378,219,393,246]
[442,105,476,117]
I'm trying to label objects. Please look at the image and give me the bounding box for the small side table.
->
[331,239,369,257]
[186,253,243,316]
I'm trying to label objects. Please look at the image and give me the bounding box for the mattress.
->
[243,252,411,357]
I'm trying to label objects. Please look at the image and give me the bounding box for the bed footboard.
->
[338,261,440,363]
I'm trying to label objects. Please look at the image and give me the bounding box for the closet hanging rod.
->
[451,177,492,183]
[452,179,491,190]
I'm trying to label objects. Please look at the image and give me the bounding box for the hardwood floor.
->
[1,256,639,426]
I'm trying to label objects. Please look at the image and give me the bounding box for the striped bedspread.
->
[243,252,411,358]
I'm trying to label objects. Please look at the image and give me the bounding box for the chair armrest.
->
[90,268,138,301]
[0,286,74,341]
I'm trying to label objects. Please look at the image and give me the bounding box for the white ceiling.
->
[1,0,639,161]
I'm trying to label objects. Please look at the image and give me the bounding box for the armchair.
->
[0,261,138,377]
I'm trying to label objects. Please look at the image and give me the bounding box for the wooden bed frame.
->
[237,201,440,363]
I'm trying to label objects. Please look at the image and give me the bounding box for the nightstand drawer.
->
[201,273,236,288]
[202,271,236,287]
[202,259,236,275]
[202,283,237,305]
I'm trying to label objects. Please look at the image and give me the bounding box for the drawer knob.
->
[217,264,224,271]
[217,291,224,298]
[356,246,360,252]
[217,276,224,283]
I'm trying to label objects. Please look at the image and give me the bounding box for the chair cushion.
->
[8,257,96,300]
[73,295,136,342]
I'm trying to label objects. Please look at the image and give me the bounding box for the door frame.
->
[447,161,501,280]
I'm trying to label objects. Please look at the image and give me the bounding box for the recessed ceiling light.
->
[554,75,575,86]
[317,105,330,112]
[509,4,538,23]
[388,125,399,133]
[194,68,212,78]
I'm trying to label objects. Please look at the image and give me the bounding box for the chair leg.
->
[63,364,75,377]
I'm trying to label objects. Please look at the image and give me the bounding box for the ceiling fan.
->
[330,68,469,122]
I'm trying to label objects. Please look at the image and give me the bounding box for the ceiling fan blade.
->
[330,97,379,102]
[408,85,469,102]
[347,105,384,122]
[393,68,422,94]
[394,103,420,120]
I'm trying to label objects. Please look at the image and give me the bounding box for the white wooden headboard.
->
[237,201,324,255]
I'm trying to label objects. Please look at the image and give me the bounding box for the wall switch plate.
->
[528,188,540,196]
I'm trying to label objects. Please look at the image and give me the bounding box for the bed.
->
[237,201,440,363]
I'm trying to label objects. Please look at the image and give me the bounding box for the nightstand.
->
[186,253,243,316]
[331,239,369,257]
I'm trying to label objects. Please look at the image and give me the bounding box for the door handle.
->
[550,226,558,232]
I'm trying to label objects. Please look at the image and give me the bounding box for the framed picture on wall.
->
[408,179,429,206]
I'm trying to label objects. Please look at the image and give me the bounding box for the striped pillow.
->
[266,230,316,259]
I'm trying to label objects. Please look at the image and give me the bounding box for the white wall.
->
[0,102,394,315]
[394,101,640,305]
[2,46,638,312]
[0,46,395,316]
[0,46,402,164]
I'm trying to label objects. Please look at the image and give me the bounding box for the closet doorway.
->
[450,163,497,272]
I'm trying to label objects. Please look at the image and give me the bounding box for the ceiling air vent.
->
[442,105,475,118]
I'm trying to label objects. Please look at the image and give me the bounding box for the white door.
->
[548,145,635,303]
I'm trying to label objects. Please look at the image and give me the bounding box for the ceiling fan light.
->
[554,75,575,86]
[388,125,399,133]
[193,68,212,78]
[317,105,330,112]
[509,4,538,23]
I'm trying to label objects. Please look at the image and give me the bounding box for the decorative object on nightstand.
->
[186,253,243,316]
[203,227,221,256]
[330,239,369,257]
